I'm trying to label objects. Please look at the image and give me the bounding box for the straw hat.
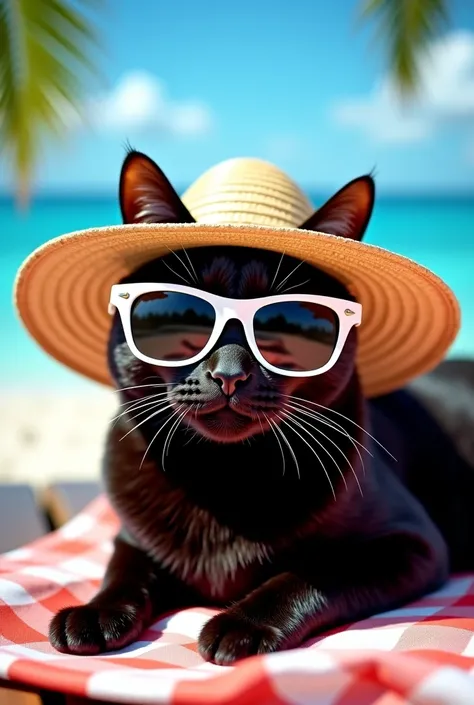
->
[14,157,460,398]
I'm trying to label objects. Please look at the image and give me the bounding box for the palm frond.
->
[360,0,449,96]
[0,0,102,207]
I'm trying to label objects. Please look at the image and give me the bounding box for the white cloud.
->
[168,101,213,137]
[72,71,214,138]
[263,134,306,161]
[332,31,474,146]
[333,83,432,144]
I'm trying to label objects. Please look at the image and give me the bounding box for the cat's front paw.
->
[49,601,148,655]
[198,609,285,665]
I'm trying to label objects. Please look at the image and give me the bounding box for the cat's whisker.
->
[279,279,311,294]
[140,403,185,471]
[184,429,199,447]
[268,418,300,477]
[115,390,170,413]
[115,383,175,394]
[285,401,367,477]
[285,404,363,496]
[166,246,199,286]
[117,390,170,411]
[267,415,300,480]
[164,407,189,458]
[185,411,193,433]
[118,400,172,434]
[161,258,192,286]
[283,394,396,461]
[275,260,305,292]
[140,376,168,383]
[162,408,190,472]
[179,245,200,285]
[262,412,286,476]
[269,252,285,291]
[277,412,336,500]
[285,398,371,466]
[277,412,335,498]
[131,399,172,421]
[111,395,170,425]
[285,403,369,481]
[282,407,348,491]
[119,402,174,442]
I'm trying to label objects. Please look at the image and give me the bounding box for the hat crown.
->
[181,157,314,228]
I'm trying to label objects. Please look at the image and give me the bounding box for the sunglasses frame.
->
[109,283,362,378]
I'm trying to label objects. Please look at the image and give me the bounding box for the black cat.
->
[49,151,474,665]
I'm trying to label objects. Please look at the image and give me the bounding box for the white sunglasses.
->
[109,283,362,378]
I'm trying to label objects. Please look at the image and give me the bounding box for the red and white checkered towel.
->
[2,496,474,704]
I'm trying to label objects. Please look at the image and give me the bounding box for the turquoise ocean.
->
[1,195,473,392]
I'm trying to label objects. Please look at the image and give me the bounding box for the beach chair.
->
[41,482,101,528]
[0,486,46,705]
[0,484,49,554]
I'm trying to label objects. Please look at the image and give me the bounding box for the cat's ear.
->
[299,175,375,241]
[119,149,195,225]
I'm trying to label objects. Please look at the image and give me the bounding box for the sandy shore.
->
[0,389,118,487]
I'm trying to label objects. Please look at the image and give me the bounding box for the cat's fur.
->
[49,151,474,665]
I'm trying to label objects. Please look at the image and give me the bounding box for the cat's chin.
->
[190,408,265,443]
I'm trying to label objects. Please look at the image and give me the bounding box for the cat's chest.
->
[155,497,274,599]
[107,456,274,600]
[106,424,285,601]
[131,495,274,601]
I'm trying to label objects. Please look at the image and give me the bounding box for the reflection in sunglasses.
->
[128,289,342,373]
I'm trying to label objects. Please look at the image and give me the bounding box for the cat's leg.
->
[198,534,448,665]
[49,535,185,655]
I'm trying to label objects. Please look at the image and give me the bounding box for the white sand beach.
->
[0,389,117,487]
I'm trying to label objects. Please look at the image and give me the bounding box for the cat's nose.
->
[210,369,250,397]
[207,345,252,397]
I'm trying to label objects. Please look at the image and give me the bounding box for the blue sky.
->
[1,0,474,195]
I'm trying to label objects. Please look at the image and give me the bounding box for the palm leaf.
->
[360,0,449,96]
[0,0,102,207]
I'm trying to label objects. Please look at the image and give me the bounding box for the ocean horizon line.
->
[1,190,474,205]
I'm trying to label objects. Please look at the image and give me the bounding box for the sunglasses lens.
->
[131,291,215,362]
[253,301,338,372]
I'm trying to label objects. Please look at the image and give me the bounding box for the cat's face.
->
[109,246,358,442]
[108,151,375,445]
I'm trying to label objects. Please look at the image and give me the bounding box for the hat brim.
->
[14,222,460,398]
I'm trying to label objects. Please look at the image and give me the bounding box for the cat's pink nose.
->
[207,344,253,397]
[210,369,251,397]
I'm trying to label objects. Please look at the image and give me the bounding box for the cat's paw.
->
[198,609,285,665]
[49,602,148,655]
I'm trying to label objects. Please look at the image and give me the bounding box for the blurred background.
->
[0,0,473,545]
